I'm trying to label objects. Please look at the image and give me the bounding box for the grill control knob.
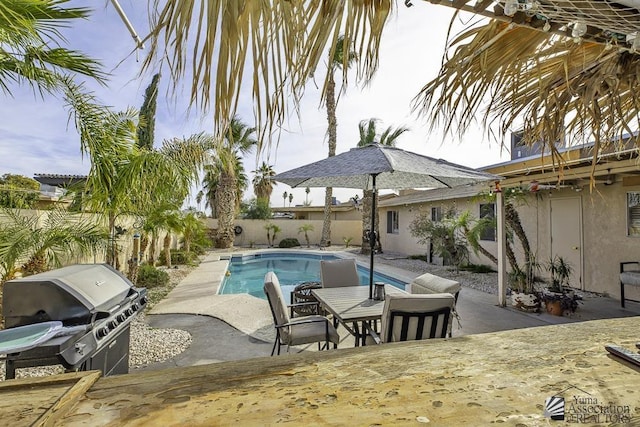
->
[96,327,109,339]
[140,296,148,306]
[126,308,134,316]
[132,303,139,312]
[117,313,127,322]
[108,320,119,329]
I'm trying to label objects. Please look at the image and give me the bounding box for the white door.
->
[550,197,583,289]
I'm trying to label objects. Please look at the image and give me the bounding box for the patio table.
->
[311,285,407,346]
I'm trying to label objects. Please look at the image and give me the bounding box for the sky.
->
[0,1,512,211]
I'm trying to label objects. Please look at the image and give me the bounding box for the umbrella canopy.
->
[274,144,501,191]
[274,144,502,299]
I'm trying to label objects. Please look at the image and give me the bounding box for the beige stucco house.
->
[378,143,640,304]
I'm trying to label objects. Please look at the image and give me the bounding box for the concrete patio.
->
[136,250,640,371]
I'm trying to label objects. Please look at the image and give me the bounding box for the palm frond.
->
[416,20,640,168]
[144,0,394,149]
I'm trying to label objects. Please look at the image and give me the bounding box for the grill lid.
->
[3,264,137,327]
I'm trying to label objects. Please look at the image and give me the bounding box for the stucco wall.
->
[379,200,498,267]
[380,182,640,302]
[203,218,363,247]
[0,210,174,276]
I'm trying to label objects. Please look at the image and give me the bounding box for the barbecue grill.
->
[1,264,147,380]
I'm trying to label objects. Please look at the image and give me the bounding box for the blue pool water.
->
[219,252,407,303]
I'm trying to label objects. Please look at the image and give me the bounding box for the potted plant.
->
[509,256,542,312]
[539,256,581,316]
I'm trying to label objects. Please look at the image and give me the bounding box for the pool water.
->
[219,252,407,303]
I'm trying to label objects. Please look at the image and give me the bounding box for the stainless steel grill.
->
[1,264,147,379]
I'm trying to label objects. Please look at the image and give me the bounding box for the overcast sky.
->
[0,1,512,211]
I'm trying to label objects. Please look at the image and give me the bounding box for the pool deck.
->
[149,249,640,353]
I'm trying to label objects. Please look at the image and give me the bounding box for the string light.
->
[627,32,640,52]
[572,21,587,38]
[504,0,518,17]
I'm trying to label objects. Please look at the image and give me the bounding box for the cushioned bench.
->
[409,273,461,304]
[619,262,640,308]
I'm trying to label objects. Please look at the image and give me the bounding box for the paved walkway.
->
[140,249,640,370]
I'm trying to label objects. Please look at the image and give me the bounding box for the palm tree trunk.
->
[163,233,172,268]
[107,212,116,267]
[320,73,337,247]
[149,232,158,266]
[215,172,237,249]
[505,203,531,261]
[360,190,373,255]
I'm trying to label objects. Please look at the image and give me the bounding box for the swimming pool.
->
[219,252,407,303]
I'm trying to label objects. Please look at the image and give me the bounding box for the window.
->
[431,206,442,222]
[479,203,496,241]
[627,192,640,236]
[387,210,399,234]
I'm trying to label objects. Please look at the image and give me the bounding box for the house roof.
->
[33,174,87,187]
[482,143,640,188]
[378,183,490,208]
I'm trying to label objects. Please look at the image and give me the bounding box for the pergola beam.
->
[422,0,640,48]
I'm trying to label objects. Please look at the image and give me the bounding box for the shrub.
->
[408,254,428,262]
[460,263,495,273]
[137,264,169,288]
[278,238,300,248]
[159,249,198,266]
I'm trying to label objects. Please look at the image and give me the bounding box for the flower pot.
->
[511,292,540,312]
[545,300,563,316]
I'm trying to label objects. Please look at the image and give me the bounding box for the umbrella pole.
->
[369,174,378,300]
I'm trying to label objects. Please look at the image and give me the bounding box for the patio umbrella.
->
[274,143,502,299]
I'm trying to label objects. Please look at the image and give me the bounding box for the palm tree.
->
[282,191,288,207]
[305,187,310,204]
[252,162,276,204]
[356,119,409,255]
[64,82,209,266]
[288,193,293,207]
[0,208,109,282]
[210,117,257,248]
[181,210,205,255]
[320,35,358,247]
[298,224,314,248]
[0,0,105,95]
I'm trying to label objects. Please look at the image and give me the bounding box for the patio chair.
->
[364,293,455,345]
[320,259,360,288]
[264,272,339,356]
[619,261,640,308]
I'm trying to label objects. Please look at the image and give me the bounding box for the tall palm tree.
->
[320,35,358,247]
[252,162,276,203]
[0,0,105,95]
[356,119,409,255]
[210,117,257,248]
